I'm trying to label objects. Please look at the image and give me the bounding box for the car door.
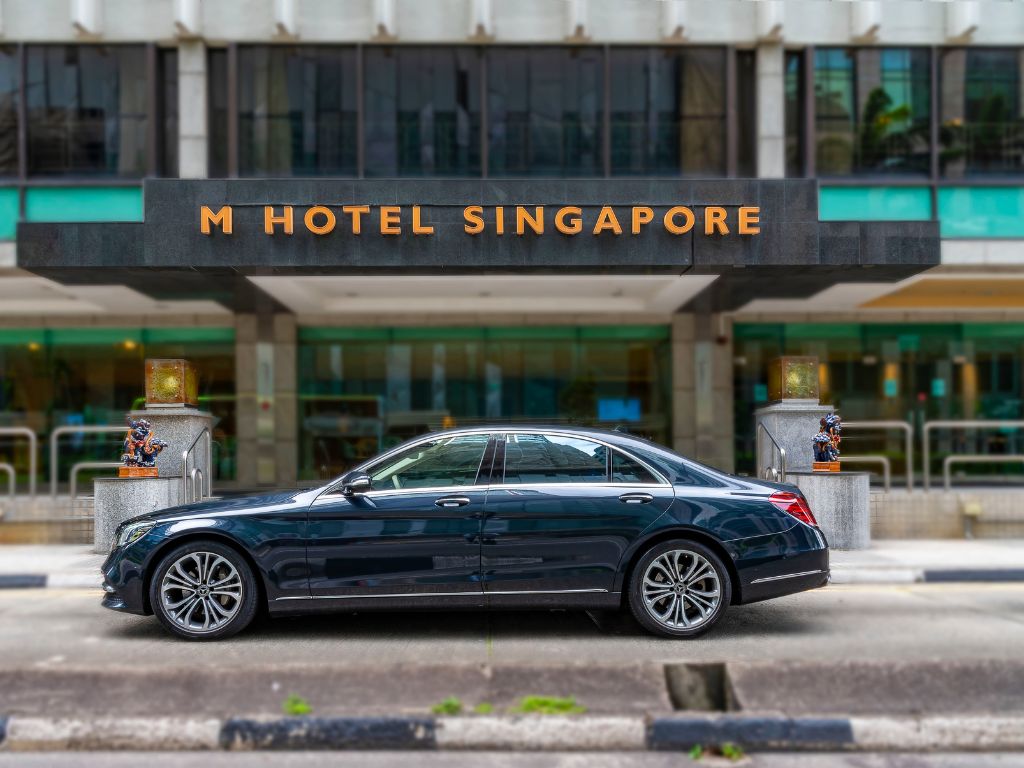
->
[305,432,493,601]
[481,431,675,601]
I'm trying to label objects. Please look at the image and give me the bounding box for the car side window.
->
[611,450,660,484]
[368,434,490,490]
[503,433,608,484]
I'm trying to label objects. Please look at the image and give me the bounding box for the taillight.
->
[769,491,818,526]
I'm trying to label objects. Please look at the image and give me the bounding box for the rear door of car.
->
[480,431,674,600]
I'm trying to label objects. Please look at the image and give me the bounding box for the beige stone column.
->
[177,41,208,179]
[756,42,785,179]
[273,314,298,486]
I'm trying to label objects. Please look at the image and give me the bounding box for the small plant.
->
[689,744,705,761]
[720,743,745,761]
[509,695,586,715]
[431,696,464,716]
[473,702,494,715]
[281,694,312,716]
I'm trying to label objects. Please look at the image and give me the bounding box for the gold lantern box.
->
[767,356,820,403]
[145,359,199,408]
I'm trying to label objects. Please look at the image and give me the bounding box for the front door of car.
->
[481,432,675,599]
[305,432,493,600]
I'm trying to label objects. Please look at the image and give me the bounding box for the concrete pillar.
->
[693,313,736,473]
[178,41,208,179]
[756,42,785,179]
[234,314,260,487]
[671,314,696,459]
[273,313,298,486]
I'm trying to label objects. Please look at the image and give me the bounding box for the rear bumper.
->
[729,522,829,604]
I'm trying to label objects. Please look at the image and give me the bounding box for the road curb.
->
[0,574,100,590]
[3,714,1024,752]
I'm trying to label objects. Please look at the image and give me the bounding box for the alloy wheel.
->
[641,548,722,630]
[159,551,243,634]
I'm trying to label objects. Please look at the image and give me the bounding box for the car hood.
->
[125,488,315,526]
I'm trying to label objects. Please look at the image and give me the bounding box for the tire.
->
[149,540,259,641]
[628,539,732,639]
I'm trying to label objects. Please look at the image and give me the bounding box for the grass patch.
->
[473,702,494,715]
[431,696,464,716]
[281,694,312,716]
[690,743,746,762]
[509,695,586,715]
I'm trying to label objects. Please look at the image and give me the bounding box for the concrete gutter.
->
[3,714,1024,752]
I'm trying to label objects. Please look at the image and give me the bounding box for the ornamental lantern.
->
[767,356,819,402]
[145,359,199,408]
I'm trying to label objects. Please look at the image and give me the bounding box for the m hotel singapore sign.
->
[199,203,762,238]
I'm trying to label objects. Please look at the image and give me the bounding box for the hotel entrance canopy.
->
[17,179,939,312]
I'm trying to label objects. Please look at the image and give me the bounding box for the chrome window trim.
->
[317,427,671,500]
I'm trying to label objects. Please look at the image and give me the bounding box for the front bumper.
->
[100,544,151,615]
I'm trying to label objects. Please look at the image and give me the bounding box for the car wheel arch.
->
[141,531,268,616]
[617,527,742,607]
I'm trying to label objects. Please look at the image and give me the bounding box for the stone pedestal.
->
[94,477,184,553]
[789,471,871,550]
[755,401,833,474]
[129,407,214,480]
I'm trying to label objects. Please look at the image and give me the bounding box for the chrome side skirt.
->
[749,569,824,585]
[275,587,609,602]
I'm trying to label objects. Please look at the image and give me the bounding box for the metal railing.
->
[943,455,1024,491]
[842,420,913,492]
[0,427,39,497]
[756,422,787,483]
[839,455,892,492]
[0,463,14,499]
[50,425,126,497]
[69,461,122,502]
[181,428,212,504]
[923,419,1024,491]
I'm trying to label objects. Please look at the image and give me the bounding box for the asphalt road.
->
[1,583,1022,668]
[1,753,1021,768]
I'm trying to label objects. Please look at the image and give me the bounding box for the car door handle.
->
[435,496,471,508]
[619,492,654,504]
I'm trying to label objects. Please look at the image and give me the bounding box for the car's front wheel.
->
[149,540,258,641]
[628,540,732,638]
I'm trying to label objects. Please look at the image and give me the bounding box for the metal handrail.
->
[0,427,38,497]
[190,467,205,503]
[69,461,122,501]
[50,425,126,497]
[756,422,787,483]
[0,462,14,499]
[943,455,1024,491]
[840,455,892,492]
[181,428,212,503]
[923,419,1024,491]
[843,420,913,492]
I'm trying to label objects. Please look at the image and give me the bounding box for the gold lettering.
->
[304,206,336,235]
[705,206,728,235]
[516,206,544,235]
[342,205,370,235]
[738,206,760,235]
[495,206,505,235]
[663,206,695,235]
[555,206,582,235]
[592,206,622,235]
[463,205,484,234]
[200,205,232,235]
[631,206,654,234]
[412,205,434,235]
[264,206,294,235]
[380,206,401,235]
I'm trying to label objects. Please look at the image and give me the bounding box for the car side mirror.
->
[341,472,372,497]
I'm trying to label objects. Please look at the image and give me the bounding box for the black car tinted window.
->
[611,450,659,484]
[369,434,489,490]
[503,433,608,484]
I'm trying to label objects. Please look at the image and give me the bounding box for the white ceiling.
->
[0,274,230,316]
[248,274,719,316]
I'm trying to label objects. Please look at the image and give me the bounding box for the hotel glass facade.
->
[2,0,1024,492]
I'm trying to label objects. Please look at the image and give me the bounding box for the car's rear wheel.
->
[149,540,258,641]
[628,540,731,638]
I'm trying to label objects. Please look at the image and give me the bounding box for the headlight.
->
[115,521,156,549]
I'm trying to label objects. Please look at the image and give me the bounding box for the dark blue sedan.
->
[102,426,828,641]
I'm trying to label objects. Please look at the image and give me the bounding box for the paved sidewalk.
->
[0,541,1021,589]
